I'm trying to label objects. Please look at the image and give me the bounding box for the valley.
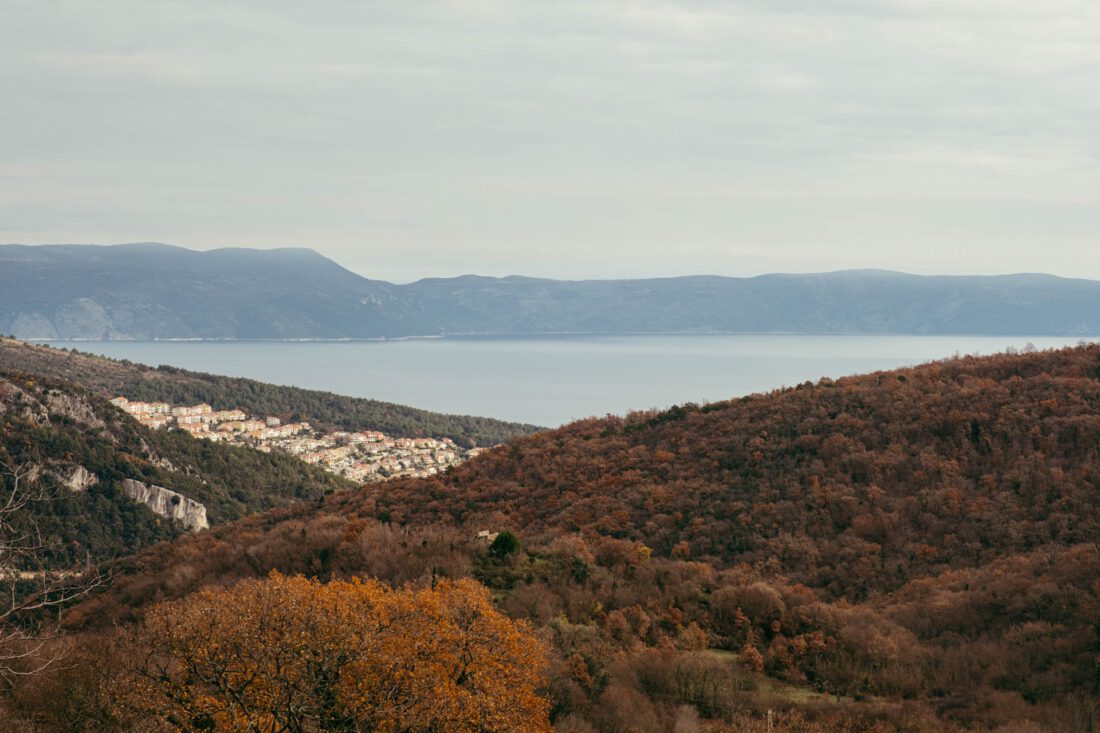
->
[7,2,1094,727]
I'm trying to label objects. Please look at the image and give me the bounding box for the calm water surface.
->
[47,336,1090,427]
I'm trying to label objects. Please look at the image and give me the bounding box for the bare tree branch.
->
[0,460,109,684]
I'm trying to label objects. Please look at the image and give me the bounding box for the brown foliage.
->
[20,345,1100,732]
[117,572,551,732]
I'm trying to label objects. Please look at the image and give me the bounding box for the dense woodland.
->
[0,338,541,446]
[4,345,1100,730]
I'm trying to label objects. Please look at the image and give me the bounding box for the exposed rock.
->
[121,479,208,531]
[64,465,98,493]
[0,377,109,430]
[152,455,177,472]
[43,389,106,429]
[21,463,43,485]
[0,377,45,424]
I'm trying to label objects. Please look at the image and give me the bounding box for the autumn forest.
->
[3,342,1100,731]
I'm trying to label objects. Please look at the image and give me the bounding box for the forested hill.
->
[0,338,540,445]
[60,344,1100,731]
[373,342,1100,593]
[5,242,1100,338]
[0,368,348,565]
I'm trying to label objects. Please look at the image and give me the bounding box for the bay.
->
[46,335,1090,427]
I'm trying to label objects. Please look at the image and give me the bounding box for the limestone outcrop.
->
[120,479,208,531]
[64,466,98,492]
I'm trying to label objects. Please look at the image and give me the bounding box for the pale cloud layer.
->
[2,0,1099,281]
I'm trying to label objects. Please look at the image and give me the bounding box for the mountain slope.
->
[58,344,1100,731]
[0,338,541,445]
[4,243,1100,338]
[0,368,349,565]
[0,242,428,339]
[372,343,1100,595]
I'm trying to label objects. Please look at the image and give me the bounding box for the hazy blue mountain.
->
[402,270,1100,336]
[3,243,1099,339]
[0,243,428,340]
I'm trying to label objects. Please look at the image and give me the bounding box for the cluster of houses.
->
[109,396,477,482]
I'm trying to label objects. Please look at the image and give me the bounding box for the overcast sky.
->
[3,1,1099,282]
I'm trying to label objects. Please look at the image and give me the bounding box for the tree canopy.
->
[119,572,551,733]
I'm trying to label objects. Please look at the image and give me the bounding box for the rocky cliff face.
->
[63,465,98,492]
[121,479,208,531]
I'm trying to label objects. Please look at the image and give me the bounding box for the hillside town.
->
[109,396,487,482]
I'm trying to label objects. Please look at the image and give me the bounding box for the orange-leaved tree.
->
[120,572,551,732]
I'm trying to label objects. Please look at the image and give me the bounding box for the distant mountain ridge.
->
[0,243,425,340]
[3,242,1100,339]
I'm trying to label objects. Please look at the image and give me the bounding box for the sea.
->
[45,335,1092,427]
